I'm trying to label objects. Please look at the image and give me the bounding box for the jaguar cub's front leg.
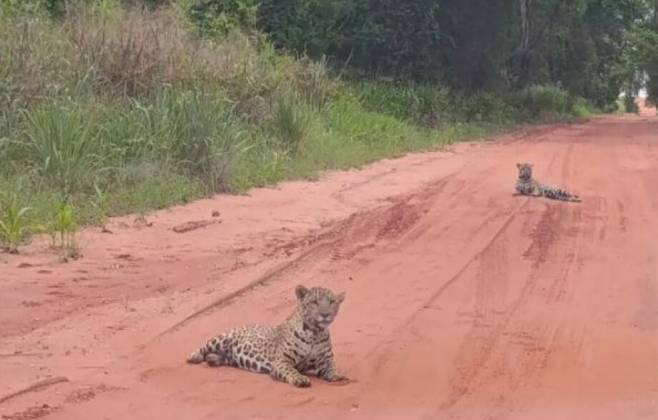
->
[316,354,346,382]
[271,360,311,388]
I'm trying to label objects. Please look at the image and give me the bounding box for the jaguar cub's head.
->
[295,285,345,331]
[516,162,533,181]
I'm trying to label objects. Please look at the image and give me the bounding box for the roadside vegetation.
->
[3,0,656,253]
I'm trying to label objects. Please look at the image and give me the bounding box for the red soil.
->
[1,109,658,419]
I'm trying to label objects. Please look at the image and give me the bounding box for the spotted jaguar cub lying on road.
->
[515,162,581,202]
[187,285,346,388]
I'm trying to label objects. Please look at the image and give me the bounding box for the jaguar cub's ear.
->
[295,285,309,300]
[335,292,346,305]
[516,162,522,169]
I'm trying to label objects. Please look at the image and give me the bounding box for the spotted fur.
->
[515,162,581,202]
[187,285,346,388]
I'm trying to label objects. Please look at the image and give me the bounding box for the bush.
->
[159,91,249,192]
[68,6,221,97]
[512,85,572,119]
[190,0,258,36]
[96,89,251,193]
[623,94,640,114]
[351,81,452,127]
[571,97,596,118]
[271,92,315,155]
[257,0,442,80]
[453,91,516,124]
[24,104,102,193]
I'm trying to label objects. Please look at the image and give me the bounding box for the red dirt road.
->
[2,110,658,419]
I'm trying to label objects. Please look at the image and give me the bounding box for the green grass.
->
[50,201,77,250]
[0,3,598,254]
[24,103,101,194]
[0,190,32,253]
[271,92,315,155]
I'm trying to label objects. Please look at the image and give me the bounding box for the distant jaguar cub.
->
[515,162,581,202]
[187,285,346,388]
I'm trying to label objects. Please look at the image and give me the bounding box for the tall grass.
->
[160,92,250,192]
[67,6,219,97]
[351,81,452,127]
[510,85,597,120]
[24,104,101,193]
[272,92,315,154]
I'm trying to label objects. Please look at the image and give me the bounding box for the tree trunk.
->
[518,0,533,86]
[520,0,531,51]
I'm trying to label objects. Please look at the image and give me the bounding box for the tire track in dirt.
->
[271,163,533,416]
[338,142,591,419]
[149,174,461,343]
[435,145,609,419]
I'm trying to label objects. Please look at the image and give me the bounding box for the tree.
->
[190,0,649,107]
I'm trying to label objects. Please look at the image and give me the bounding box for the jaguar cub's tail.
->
[542,186,581,203]
[187,335,226,364]
[186,346,209,364]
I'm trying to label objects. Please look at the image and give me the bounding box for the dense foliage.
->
[192,0,658,109]
[5,0,656,106]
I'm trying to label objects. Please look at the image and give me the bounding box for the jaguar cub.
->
[187,285,346,388]
[515,162,581,202]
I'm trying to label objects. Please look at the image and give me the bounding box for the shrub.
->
[453,91,515,124]
[24,104,101,193]
[68,6,208,97]
[516,85,571,118]
[162,91,250,192]
[351,81,452,127]
[190,0,258,36]
[271,92,314,155]
[571,97,596,118]
[623,94,640,114]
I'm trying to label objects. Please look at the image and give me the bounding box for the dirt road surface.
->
[2,107,658,420]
